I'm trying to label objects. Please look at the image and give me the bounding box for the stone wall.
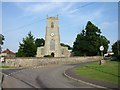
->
[1,56,101,67]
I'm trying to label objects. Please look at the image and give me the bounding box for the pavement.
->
[64,64,119,90]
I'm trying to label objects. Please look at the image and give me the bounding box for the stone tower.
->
[44,16,61,57]
[36,16,70,57]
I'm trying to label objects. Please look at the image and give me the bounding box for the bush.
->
[111,55,120,62]
[116,55,120,62]
[44,55,53,57]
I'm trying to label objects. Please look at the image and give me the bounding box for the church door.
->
[51,52,54,57]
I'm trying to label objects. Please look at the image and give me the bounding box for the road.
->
[2,63,96,88]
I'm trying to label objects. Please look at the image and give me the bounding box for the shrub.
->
[44,55,53,57]
[116,55,120,62]
[111,55,120,62]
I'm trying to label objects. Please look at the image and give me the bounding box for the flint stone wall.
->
[2,56,101,67]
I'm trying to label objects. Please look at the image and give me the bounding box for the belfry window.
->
[51,22,54,28]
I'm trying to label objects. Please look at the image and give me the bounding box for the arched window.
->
[51,22,54,28]
[50,39,55,50]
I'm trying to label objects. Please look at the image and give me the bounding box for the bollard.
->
[99,60,106,65]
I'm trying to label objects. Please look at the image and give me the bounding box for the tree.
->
[72,31,88,56]
[16,32,37,57]
[0,34,5,53]
[112,40,120,55]
[35,38,45,47]
[60,43,72,50]
[72,21,109,56]
[0,34,5,45]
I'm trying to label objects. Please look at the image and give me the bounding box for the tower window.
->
[50,39,55,50]
[51,22,54,28]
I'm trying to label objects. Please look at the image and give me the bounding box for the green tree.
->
[112,40,120,55]
[0,34,5,45]
[72,21,109,56]
[35,38,45,47]
[16,32,37,57]
[0,34,5,53]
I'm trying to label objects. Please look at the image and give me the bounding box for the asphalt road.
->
[2,63,96,88]
[1,68,26,75]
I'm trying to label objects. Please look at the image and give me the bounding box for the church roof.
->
[2,49,15,54]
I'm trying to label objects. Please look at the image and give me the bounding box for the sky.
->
[1,1,119,52]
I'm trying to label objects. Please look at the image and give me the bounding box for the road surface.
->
[2,63,96,88]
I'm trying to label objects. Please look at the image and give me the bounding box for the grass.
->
[0,66,15,68]
[74,60,119,84]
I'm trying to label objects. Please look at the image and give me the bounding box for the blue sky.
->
[1,2,118,52]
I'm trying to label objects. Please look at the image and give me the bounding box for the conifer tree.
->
[17,32,36,57]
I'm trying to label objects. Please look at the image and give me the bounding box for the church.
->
[36,16,71,57]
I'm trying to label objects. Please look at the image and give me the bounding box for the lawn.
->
[0,66,15,68]
[74,60,119,84]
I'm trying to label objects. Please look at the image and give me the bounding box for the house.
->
[0,49,15,58]
[104,51,114,57]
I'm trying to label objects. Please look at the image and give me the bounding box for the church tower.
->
[44,16,61,57]
[36,16,70,57]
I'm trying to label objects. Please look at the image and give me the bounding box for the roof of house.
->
[1,49,15,54]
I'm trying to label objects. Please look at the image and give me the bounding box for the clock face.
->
[51,33,54,36]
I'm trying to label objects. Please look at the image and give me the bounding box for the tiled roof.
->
[2,49,15,54]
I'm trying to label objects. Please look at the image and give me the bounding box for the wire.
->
[58,2,95,15]
[16,18,45,30]
[77,2,95,8]
[4,18,46,34]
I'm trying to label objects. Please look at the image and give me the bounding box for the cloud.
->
[2,0,119,2]
[0,2,2,34]
[59,3,77,15]
[68,9,79,14]
[61,3,73,12]
[99,21,118,45]
[15,2,79,17]
[25,3,63,13]
[64,7,104,24]
[99,21,118,30]
[15,2,64,15]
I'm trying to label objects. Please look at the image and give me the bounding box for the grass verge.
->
[74,60,119,84]
[0,66,15,68]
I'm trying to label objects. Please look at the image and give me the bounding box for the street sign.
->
[100,46,104,51]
